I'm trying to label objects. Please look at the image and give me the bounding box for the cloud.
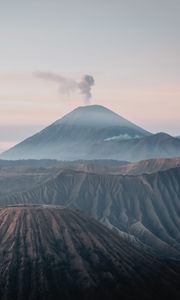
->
[35,72,95,104]
[104,134,140,141]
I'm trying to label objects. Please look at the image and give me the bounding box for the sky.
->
[0,0,180,152]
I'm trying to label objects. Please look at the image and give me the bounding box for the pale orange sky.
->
[0,72,179,153]
[0,1,180,152]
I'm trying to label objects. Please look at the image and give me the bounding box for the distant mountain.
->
[91,132,180,161]
[2,166,180,256]
[1,105,180,161]
[0,105,150,160]
[0,206,180,300]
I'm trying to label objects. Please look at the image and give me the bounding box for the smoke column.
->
[78,75,95,104]
[35,72,95,104]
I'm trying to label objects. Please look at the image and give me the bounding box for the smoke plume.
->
[35,72,95,104]
[78,75,95,104]
[35,72,77,95]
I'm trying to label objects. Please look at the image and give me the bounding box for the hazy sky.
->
[0,0,179,152]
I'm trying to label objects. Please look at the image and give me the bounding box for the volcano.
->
[0,206,180,300]
[1,105,180,161]
[0,105,149,160]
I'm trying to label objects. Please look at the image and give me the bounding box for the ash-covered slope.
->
[2,167,180,256]
[116,157,180,175]
[0,206,180,300]
[0,105,149,160]
[0,157,179,205]
[91,132,180,161]
[0,159,128,196]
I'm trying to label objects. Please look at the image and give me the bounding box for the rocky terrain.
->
[0,157,179,196]
[0,159,128,195]
[115,157,180,175]
[0,206,179,300]
[1,166,180,256]
[0,105,179,298]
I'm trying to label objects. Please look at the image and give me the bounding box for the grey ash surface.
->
[0,206,179,300]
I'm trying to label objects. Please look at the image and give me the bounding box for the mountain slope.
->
[0,105,150,160]
[112,157,180,175]
[0,157,179,197]
[1,106,179,161]
[91,132,180,161]
[2,167,180,256]
[0,206,180,300]
[0,159,128,196]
